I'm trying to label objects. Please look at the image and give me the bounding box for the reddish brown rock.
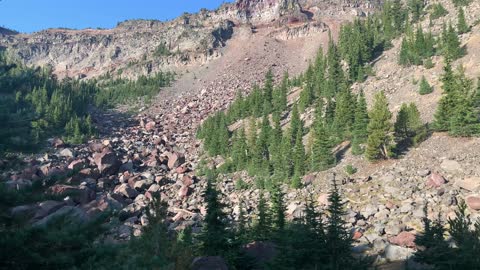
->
[52,138,65,148]
[88,142,105,153]
[178,186,190,198]
[182,175,194,187]
[352,230,363,240]
[114,183,139,199]
[176,165,189,174]
[466,196,480,210]
[167,152,185,170]
[389,231,416,248]
[48,185,95,205]
[426,173,446,188]
[93,149,121,176]
[68,159,85,171]
[145,121,156,131]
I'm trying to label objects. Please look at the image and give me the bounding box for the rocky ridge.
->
[0,0,377,80]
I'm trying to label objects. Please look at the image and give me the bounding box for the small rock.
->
[455,177,480,192]
[426,173,446,188]
[466,195,480,211]
[114,183,139,199]
[389,231,416,248]
[441,160,462,173]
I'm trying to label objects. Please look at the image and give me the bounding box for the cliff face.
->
[0,0,380,79]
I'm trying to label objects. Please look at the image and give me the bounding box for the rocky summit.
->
[2,0,480,269]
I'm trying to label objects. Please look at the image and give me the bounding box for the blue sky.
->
[0,0,234,33]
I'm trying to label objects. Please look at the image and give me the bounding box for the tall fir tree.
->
[252,192,271,241]
[366,91,394,161]
[197,180,230,256]
[293,124,306,178]
[351,90,369,155]
[325,176,355,269]
[457,7,469,34]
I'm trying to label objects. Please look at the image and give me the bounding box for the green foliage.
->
[457,7,470,34]
[430,3,448,20]
[398,27,436,66]
[419,76,434,95]
[366,91,394,161]
[94,71,174,108]
[344,164,358,175]
[325,178,357,269]
[351,91,369,155]
[197,180,231,256]
[452,0,471,7]
[440,23,465,61]
[394,103,428,150]
[414,201,480,269]
[408,0,426,22]
[434,64,480,136]
[153,43,171,57]
[235,178,249,190]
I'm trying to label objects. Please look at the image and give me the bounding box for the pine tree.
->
[257,114,272,171]
[270,184,286,234]
[293,125,306,177]
[419,76,433,95]
[351,90,369,155]
[433,62,456,131]
[197,180,230,256]
[270,112,284,178]
[279,129,293,179]
[366,91,394,161]
[311,121,335,171]
[304,195,327,267]
[252,192,271,241]
[332,88,356,141]
[399,38,411,66]
[231,128,248,170]
[263,69,274,112]
[441,23,464,61]
[395,103,423,144]
[457,7,469,34]
[325,175,355,269]
[273,71,289,113]
[289,104,301,145]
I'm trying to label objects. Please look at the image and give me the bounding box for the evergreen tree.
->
[311,121,335,171]
[304,195,327,267]
[441,23,464,61]
[366,91,394,161]
[197,180,230,256]
[292,125,306,178]
[457,7,469,34]
[289,104,301,144]
[399,38,411,66]
[270,112,284,178]
[273,72,289,113]
[279,129,293,179]
[394,102,423,145]
[351,91,369,155]
[419,76,433,95]
[325,176,355,269]
[252,192,271,241]
[433,62,456,131]
[231,128,248,170]
[270,184,287,234]
[257,114,272,173]
[333,88,356,141]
